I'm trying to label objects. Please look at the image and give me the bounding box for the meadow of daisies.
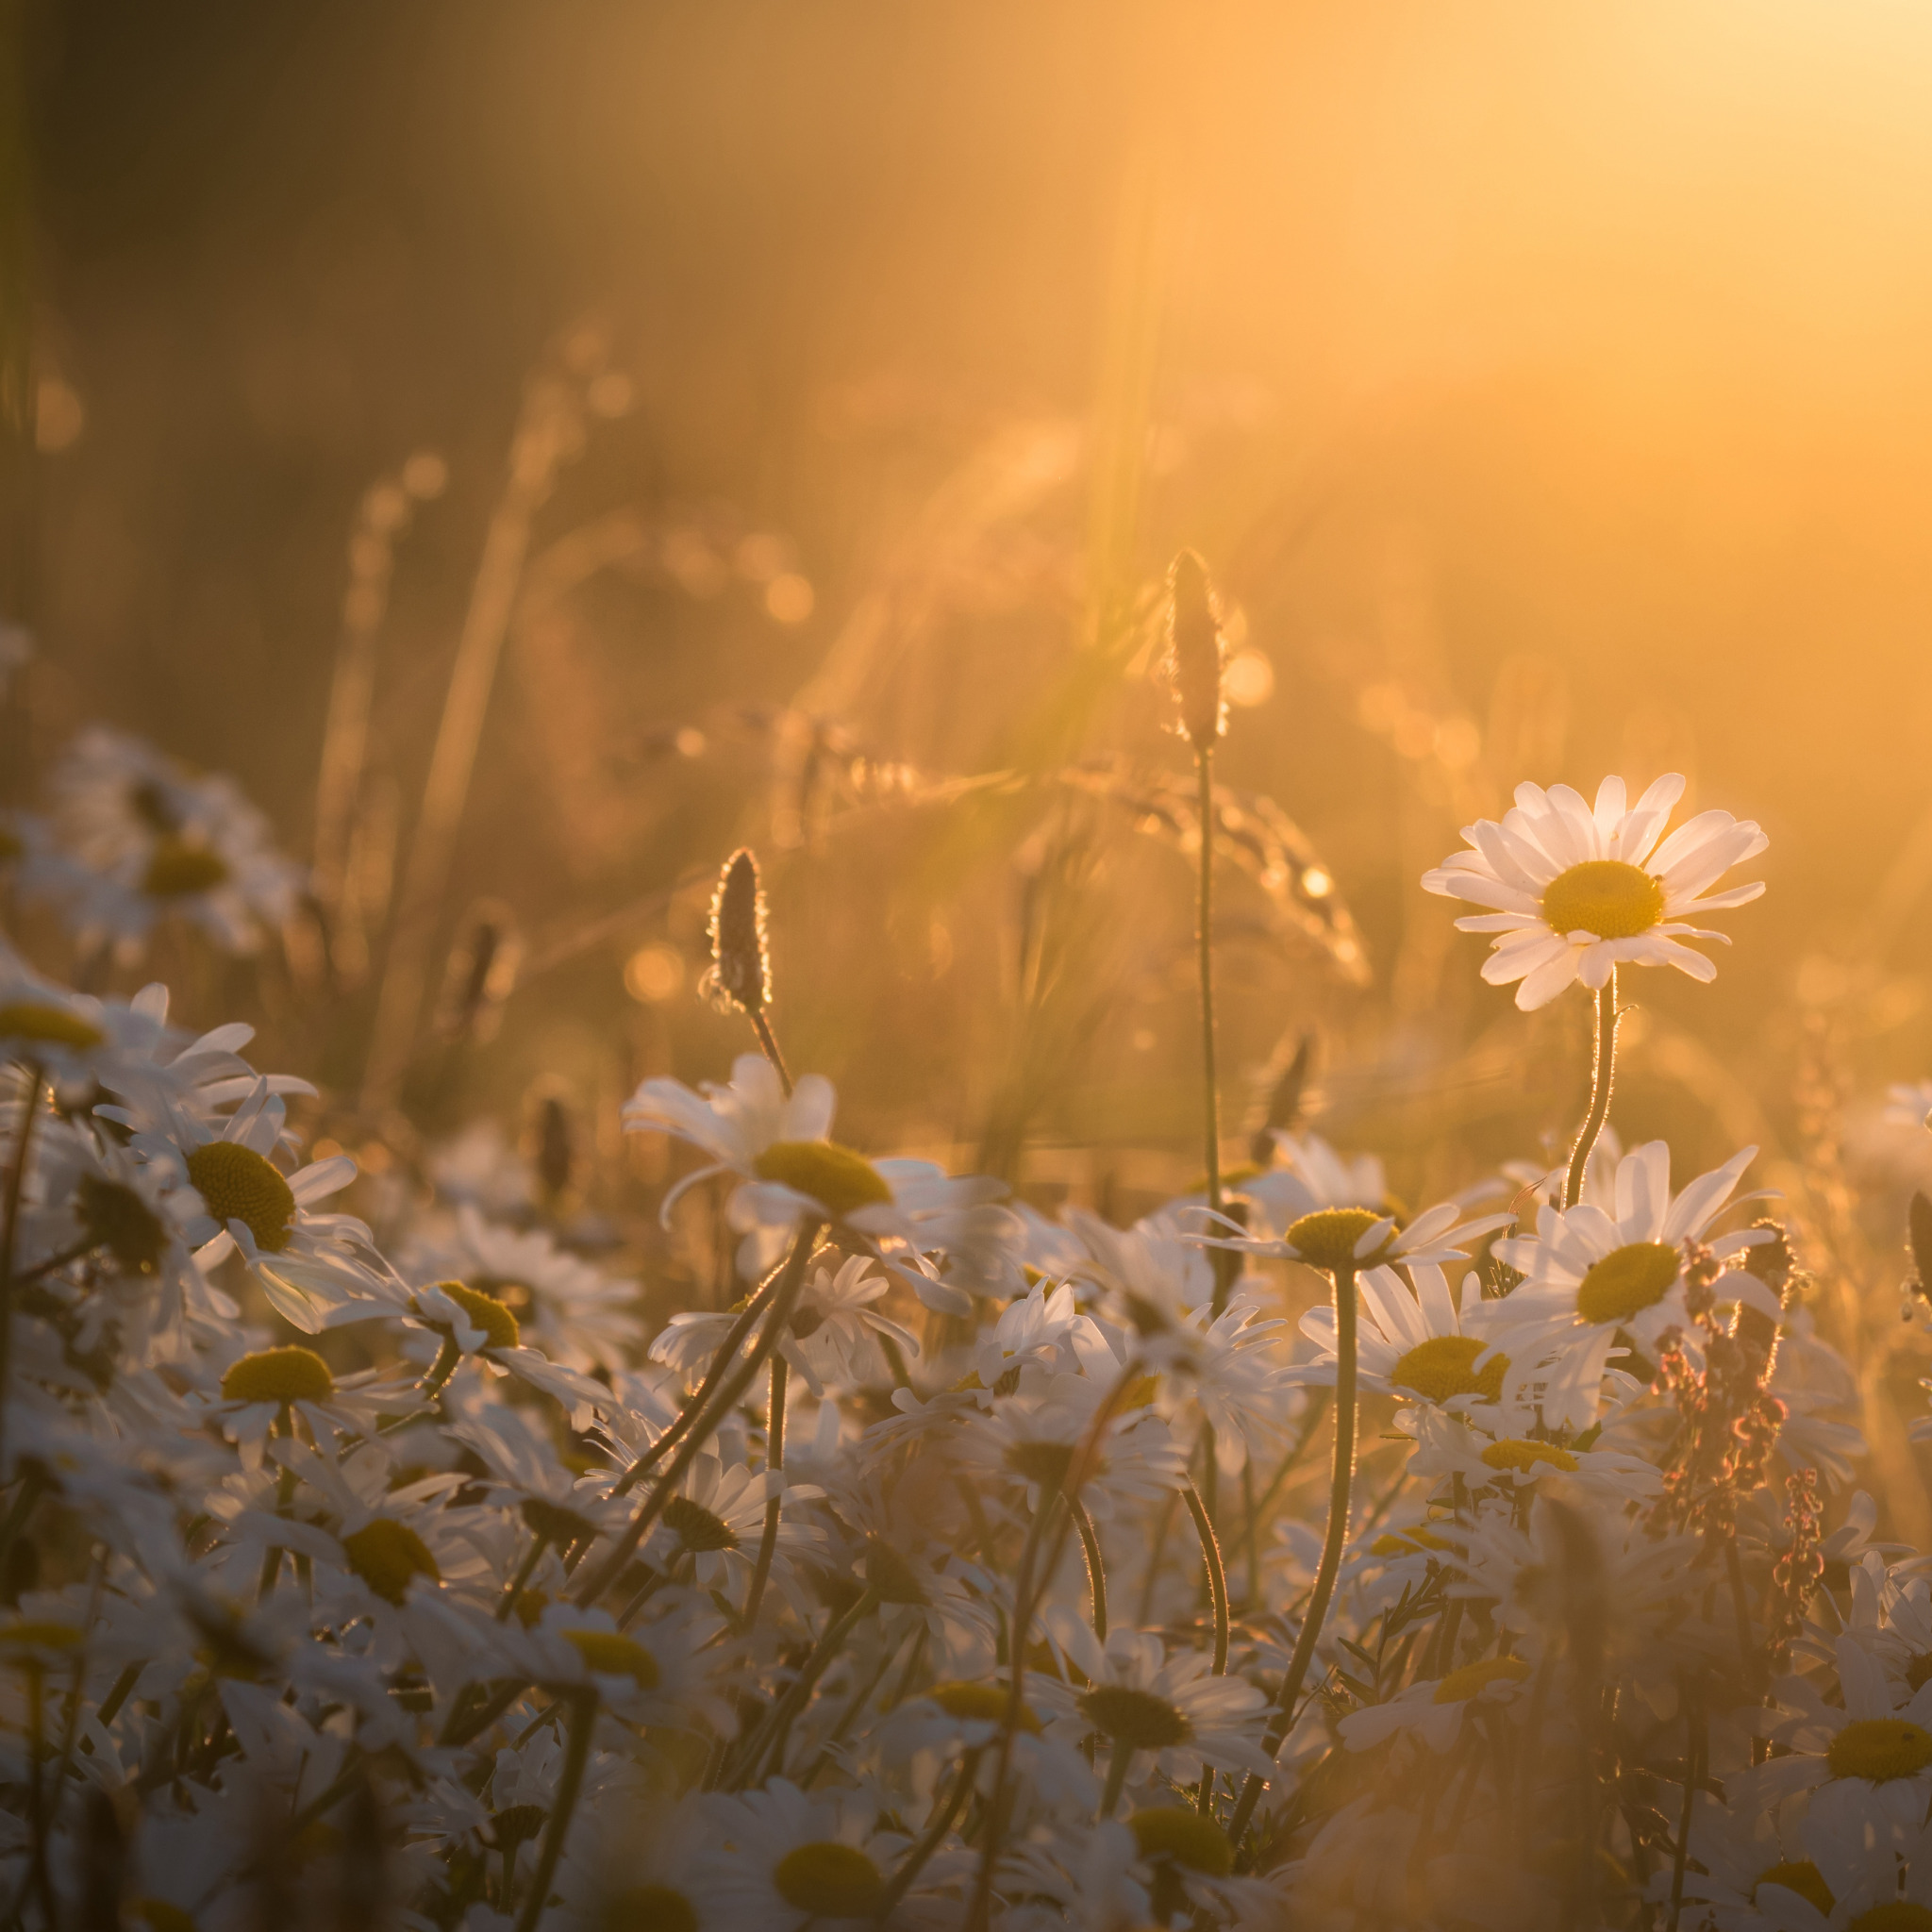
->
[0,557,1928,1932]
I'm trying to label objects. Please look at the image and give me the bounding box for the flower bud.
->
[705,848,770,1015]
[1167,549,1225,748]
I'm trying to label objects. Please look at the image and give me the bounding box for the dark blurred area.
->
[11,0,1932,1242]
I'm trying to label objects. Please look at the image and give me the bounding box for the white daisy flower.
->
[1663,1793,1828,1932]
[1235,1132,1391,1242]
[1337,1654,1535,1756]
[1886,1081,1932,1134]
[1291,1262,1508,1416]
[1421,773,1767,1009]
[623,1053,1018,1312]
[958,1374,1187,1523]
[644,1451,824,1602]
[694,1778,896,1930]
[1485,1141,1774,1430]
[1396,1406,1662,1506]
[1203,1192,1512,1285]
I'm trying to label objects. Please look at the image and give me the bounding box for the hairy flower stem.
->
[575,1222,820,1607]
[874,1747,982,1924]
[1069,1495,1108,1641]
[1183,1481,1229,1675]
[1194,753,1227,1308]
[748,1009,793,1100]
[1563,973,1621,1210]
[0,1065,44,1479]
[1227,1263,1359,1857]
[729,1586,879,1790]
[510,1688,595,1932]
[740,1354,789,1632]
[495,1534,550,1624]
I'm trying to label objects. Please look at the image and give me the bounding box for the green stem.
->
[1099,1737,1132,1819]
[1227,1263,1358,1857]
[495,1534,551,1624]
[1563,972,1620,1211]
[1666,1689,1704,1932]
[0,1064,44,1477]
[510,1689,595,1932]
[728,1586,878,1790]
[740,1353,789,1632]
[576,1223,819,1605]
[1069,1495,1108,1643]
[1183,1481,1229,1675]
[874,1747,981,1923]
[418,1335,464,1404]
[1136,1491,1178,1628]
[1194,752,1225,1302]
[749,1008,793,1100]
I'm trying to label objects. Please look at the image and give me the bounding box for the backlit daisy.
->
[1422,774,1767,1010]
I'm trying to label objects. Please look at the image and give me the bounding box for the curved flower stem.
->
[1226,1262,1358,1858]
[1665,1687,1706,1932]
[495,1533,551,1624]
[1099,1737,1133,1820]
[874,1746,982,1924]
[1182,1481,1228,1675]
[740,1354,789,1633]
[1563,972,1621,1211]
[748,1008,793,1099]
[510,1687,595,1932]
[575,1222,819,1607]
[0,1064,45,1479]
[728,1585,879,1790]
[1068,1495,1108,1643]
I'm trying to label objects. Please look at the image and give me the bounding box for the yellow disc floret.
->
[425,1280,519,1351]
[1755,1861,1833,1914]
[772,1843,884,1919]
[1128,1807,1235,1875]
[341,1519,440,1606]
[131,1902,196,1932]
[1390,1336,1507,1406]
[751,1141,891,1219]
[142,838,230,899]
[1371,1526,1455,1557]
[1434,1657,1533,1704]
[1287,1208,1391,1274]
[187,1142,296,1254]
[1827,1718,1932,1782]
[931,1680,1039,1732]
[0,1001,104,1051]
[1541,859,1665,940]
[1574,1242,1681,1326]
[1480,1440,1578,1476]
[599,1885,698,1932]
[566,1629,660,1689]
[1079,1684,1191,1750]
[1847,1906,1932,1932]
[221,1346,335,1406]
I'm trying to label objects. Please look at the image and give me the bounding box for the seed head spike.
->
[707,848,771,1016]
[1167,548,1226,749]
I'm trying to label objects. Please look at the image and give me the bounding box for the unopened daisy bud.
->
[706,848,771,1015]
[1167,549,1225,749]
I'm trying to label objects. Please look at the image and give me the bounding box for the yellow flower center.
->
[1390,1336,1507,1405]
[131,1902,196,1932]
[0,826,21,864]
[1827,1718,1932,1782]
[772,1843,884,1919]
[0,1621,80,1654]
[864,1533,930,1606]
[931,1680,1039,1732]
[1371,1526,1455,1557]
[1128,1807,1235,1876]
[1574,1242,1680,1326]
[1480,1440,1578,1476]
[521,1496,595,1547]
[1755,1861,1834,1914]
[1435,1657,1534,1704]
[0,1001,103,1051]
[566,1629,660,1689]
[1287,1207,1390,1274]
[142,838,230,899]
[599,1885,698,1932]
[1079,1684,1191,1750]
[1848,1907,1932,1932]
[424,1279,519,1351]
[751,1140,891,1219]
[1006,1441,1078,1491]
[341,1519,440,1606]
[662,1495,736,1554]
[76,1174,169,1274]
[187,1142,296,1254]
[221,1346,335,1406]
[1541,859,1665,939]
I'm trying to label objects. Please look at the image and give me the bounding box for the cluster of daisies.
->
[2,757,1932,1932]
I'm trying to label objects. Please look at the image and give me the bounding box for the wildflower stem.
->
[1136,1491,1179,1627]
[748,1008,793,1100]
[576,1222,819,1606]
[1183,1481,1229,1675]
[1099,1737,1132,1819]
[1069,1494,1108,1641]
[729,1585,879,1790]
[495,1534,551,1624]
[1226,1263,1358,1856]
[1665,1687,1705,1932]
[0,1064,44,1478]
[1563,973,1621,1210]
[874,1746,981,1924]
[510,1687,595,1932]
[1194,752,1226,1305]
[740,1354,789,1632]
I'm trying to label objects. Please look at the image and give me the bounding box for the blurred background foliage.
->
[8,0,1932,1501]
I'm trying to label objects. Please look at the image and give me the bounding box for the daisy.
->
[1036,1626,1275,1795]
[1666,1792,1830,1932]
[1235,1132,1391,1242]
[1486,1141,1774,1431]
[1139,1291,1302,1475]
[958,1374,1188,1522]
[966,1276,1117,1395]
[1057,1205,1219,1324]
[1397,1406,1663,1507]
[694,1778,897,1931]
[0,956,163,1093]
[1422,773,1767,1010]
[1887,1082,1932,1134]
[623,1053,1018,1311]
[643,1452,824,1603]
[1291,1262,1509,1418]
[1205,1193,1512,1285]
[1337,1654,1535,1756]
